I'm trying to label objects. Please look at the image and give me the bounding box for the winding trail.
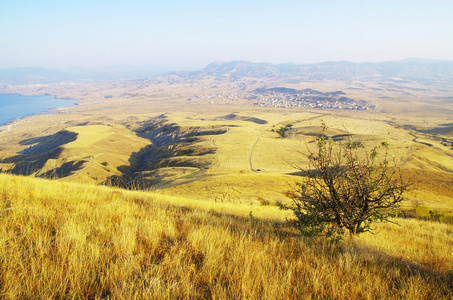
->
[210,137,221,168]
[249,129,263,172]
[209,128,230,169]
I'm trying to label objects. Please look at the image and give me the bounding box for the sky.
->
[1,0,452,69]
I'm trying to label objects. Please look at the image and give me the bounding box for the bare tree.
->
[279,122,406,238]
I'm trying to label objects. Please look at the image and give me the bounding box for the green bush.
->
[279,122,406,238]
[181,148,195,156]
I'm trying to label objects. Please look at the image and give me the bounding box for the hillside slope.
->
[1,110,453,210]
[0,173,452,298]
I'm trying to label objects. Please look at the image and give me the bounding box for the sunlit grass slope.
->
[58,125,150,183]
[160,173,300,205]
[1,173,452,299]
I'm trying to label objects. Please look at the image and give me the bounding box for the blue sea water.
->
[0,94,77,126]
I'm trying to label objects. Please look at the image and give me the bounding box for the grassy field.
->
[1,77,453,298]
[0,173,452,299]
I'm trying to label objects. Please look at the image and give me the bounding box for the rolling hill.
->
[0,58,453,298]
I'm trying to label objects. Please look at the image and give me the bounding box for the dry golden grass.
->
[1,77,453,298]
[1,173,452,299]
[159,173,300,205]
[56,125,150,183]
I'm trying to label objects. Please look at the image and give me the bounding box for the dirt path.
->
[249,129,263,172]
[210,137,221,168]
[208,127,260,172]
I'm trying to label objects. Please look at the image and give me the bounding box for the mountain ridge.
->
[1,58,453,84]
[188,59,453,81]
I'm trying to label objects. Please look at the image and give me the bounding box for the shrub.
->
[181,148,195,156]
[258,197,270,206]
[275,124,293,138]
[429,210,444,221]
[279,122,406,238]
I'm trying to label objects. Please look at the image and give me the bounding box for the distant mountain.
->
[0,65,197,85]
[198,61,281,78]
[368,58,453,80]
[187,59,453,82]
[0,67,70,84]
[59,65,197,81]
[1,59,453,84]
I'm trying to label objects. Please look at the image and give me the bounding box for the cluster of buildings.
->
[190,87,375,111]
[250,88,373,110]
[187,92,244,103]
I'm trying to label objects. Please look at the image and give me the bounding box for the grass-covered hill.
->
[2,110,453,205]
[1,173,452,299]
[1,75,453,298]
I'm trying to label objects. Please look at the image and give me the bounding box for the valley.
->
[1,61,453,298]
[1,69,453,210]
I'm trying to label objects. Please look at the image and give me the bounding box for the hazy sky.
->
[1,0,452,69]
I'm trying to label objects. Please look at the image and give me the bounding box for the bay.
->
[0,93,78,126]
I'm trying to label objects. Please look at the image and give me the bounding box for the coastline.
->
[0,93,79,134]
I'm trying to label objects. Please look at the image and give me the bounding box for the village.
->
[191,87,374,111]
[250,88,373,110]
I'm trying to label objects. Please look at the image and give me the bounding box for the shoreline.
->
[0,93,79,133]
